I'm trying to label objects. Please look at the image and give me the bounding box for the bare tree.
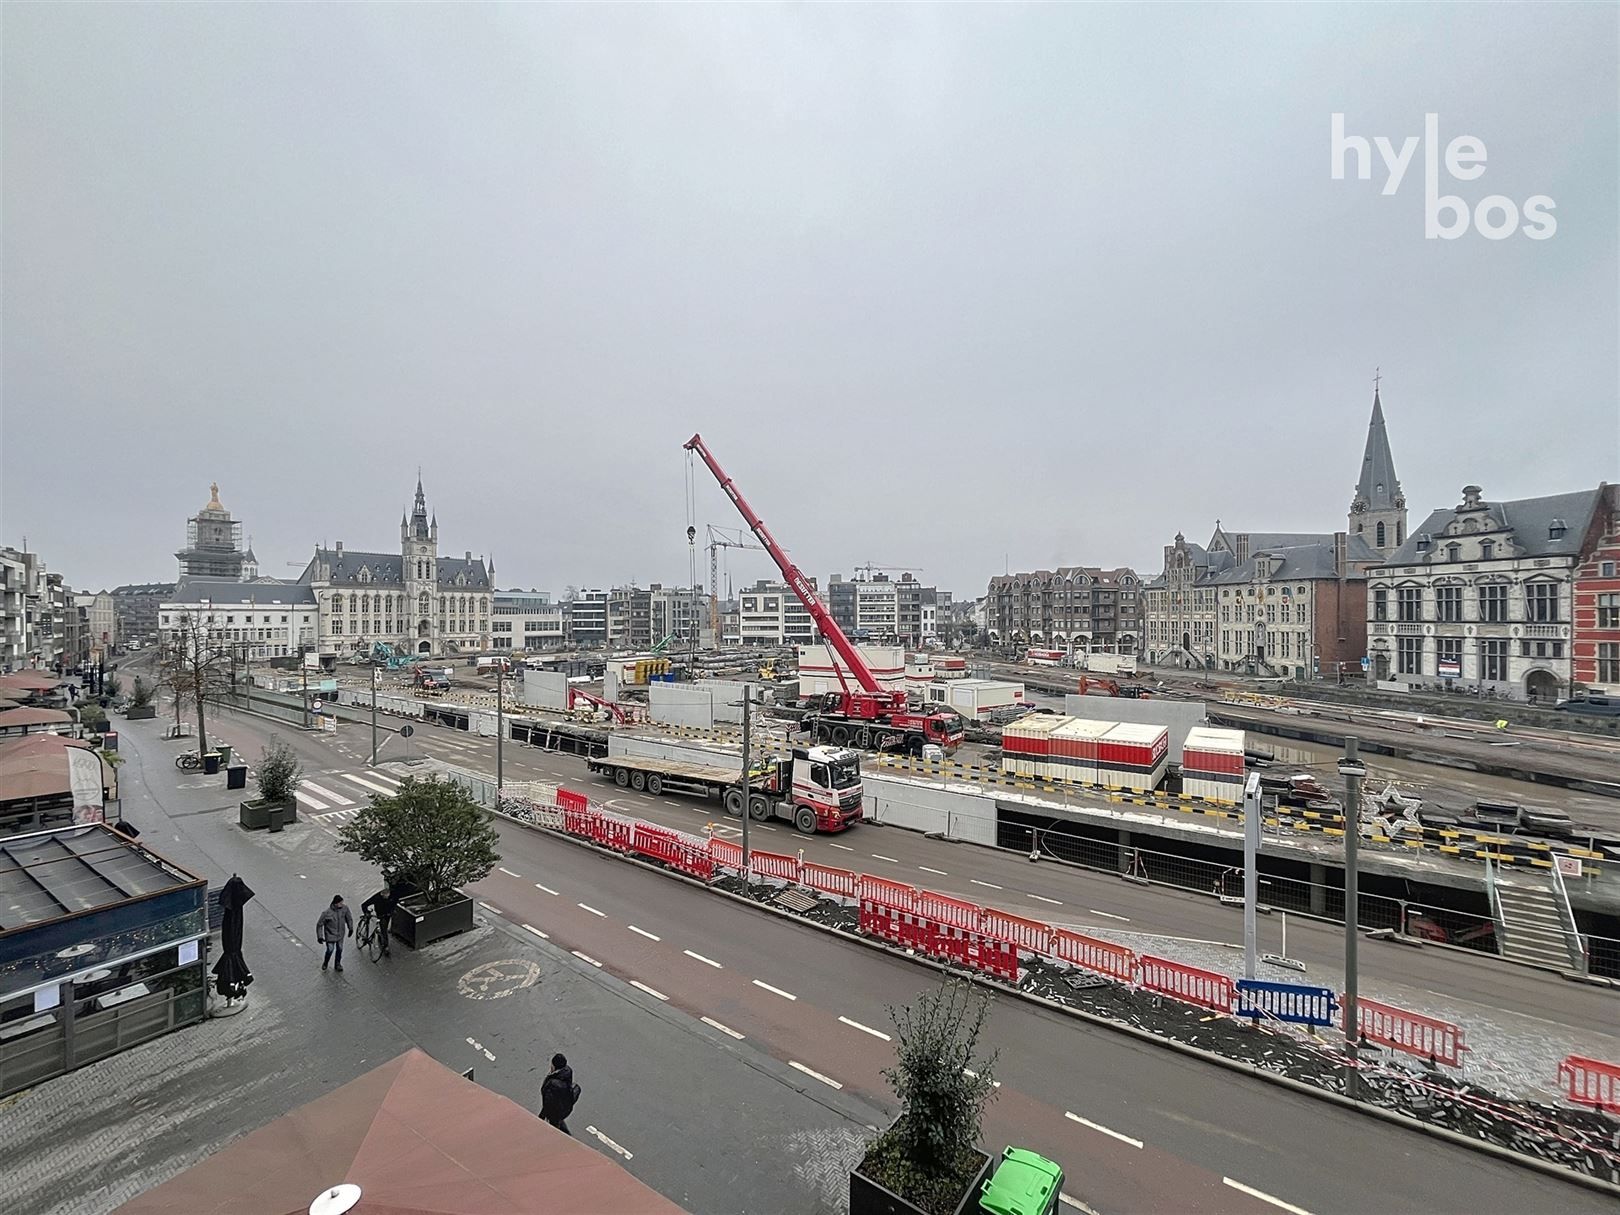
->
[159,611,233,755]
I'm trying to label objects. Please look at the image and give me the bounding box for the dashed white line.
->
[586,1125,633,1159]
[918,865,949,876]
[1089,909,1131,922]
[1222,1178,1313,1215]
[1065,1112,1143,1148]
[535,883,559,895]
[477,902,501,914]
[1058,1195,1101,1213]
[1028,893,1064,905]
[962,1067,1002,1088]
[838,1015,891,1041]
[701,1016,745,1039]
[578,903,607,918]
[971,879,1003,890]
[630,980,668,1001]
[871,854,900,863]
[497,867,522,878]
[464,1036,495,1061]
[628,925,661,941]
[684,950,722,968]
[789,1060,843,1090]
[752,979,798,1001]
[522,923,549,940]
[827,842,855,851]
[570,950,603,968]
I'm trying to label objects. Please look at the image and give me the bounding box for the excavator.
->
[568,686,629,725]
[685,434,963,755]
[1077,675,1152,699]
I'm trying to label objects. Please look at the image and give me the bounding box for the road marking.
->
[962,1067,1002,1088]
[586,1125,633,1159]
[701,1016,745,1039]
[628,925,661,941]
[789,1060,843,1090]
[971,879,1003,890]
[1222,1178,1313,1215]
[630,980,668,1001]
[1058,1195,1101,1213]
[684,950,722,968]
[521,924,549,940]
[838,1015,891,1041]
[1065,1112,1142,1149]
[300,780,354,806]
[578,903,607,918]
[293,790,330,811]
[365,770,401,787]
[827,842,855,851]
[570,950,603,968]
[498,867,522,878]
[756,824,777,831]
[871,854,900,863]
[1028,893,1064,905]
[535,883,559,895]
[752,979,797,1001]
[477,902,501,914]
[341,772,395,794]
[918,865,949,876]
[464,1036,495,1061]
[1089,909,1131,922]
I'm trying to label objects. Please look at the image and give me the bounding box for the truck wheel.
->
[856,727,872,749]
[748,794,770,821]
[647,775,662,796]
[815,724,831,744]
[794,806,817,834]
[614,767,630,788]
[831,725,851,746]
[908,737,924,758]
[631,770,647,792]
[723,788,744,817]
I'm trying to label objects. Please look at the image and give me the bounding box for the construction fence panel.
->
[557,789,590,814]
[801,863,859,899]
[1236,980,1337,1028]
[916,888,981,931]
[860,900,901,944]
[596,813,634,853]
[1138,955,1235,1014]
[980,908,1053,954]
[709,839,745,871]
[748,850,801,882]
[858,875,918,913]
[1353,997,1468,1068]
[1049,929,1136,982]
[1557,1055,1620,1114]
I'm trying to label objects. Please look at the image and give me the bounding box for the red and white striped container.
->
[1181,725,1246,803]
[1096,722,1169,792]
[1000,714,1071,779]
[1049,717,1111,785]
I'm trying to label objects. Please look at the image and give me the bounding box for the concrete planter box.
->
[850,1121,993,1215]
[125,706,157,720]
[238,797,298,831]
[393,892,474,949]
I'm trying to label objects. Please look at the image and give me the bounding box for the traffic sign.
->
[400,724,415,738]
[311,698,324,713]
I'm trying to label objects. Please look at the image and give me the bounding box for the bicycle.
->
[174,751,203,772]
[356,910,385,962]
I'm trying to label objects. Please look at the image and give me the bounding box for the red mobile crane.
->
[684,434,964,756]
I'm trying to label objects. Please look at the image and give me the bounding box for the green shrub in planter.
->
[241,737,303,830]
[336,776,498,911]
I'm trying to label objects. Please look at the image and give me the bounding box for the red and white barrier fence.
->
[1351,997,1467,1068]
[1050,927,1135,982]
[1558,1054,1620,1113]
[1138,954,1236,1014]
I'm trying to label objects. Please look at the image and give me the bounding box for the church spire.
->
[1349,373,1408,556]
[409,475,431,540]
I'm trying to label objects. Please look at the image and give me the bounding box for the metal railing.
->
[1550,860,1590,976]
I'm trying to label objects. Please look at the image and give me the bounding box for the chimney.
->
[336,541,343,557]
[1333,531,1347,576]
[465,550,471,562]
[1235,534,1251,563]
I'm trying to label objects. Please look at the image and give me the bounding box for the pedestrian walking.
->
[539,1053,580,1135]
[316,895,354,972]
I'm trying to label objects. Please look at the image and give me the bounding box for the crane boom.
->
[684,433,898,707]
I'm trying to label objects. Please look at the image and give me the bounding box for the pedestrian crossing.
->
[296,768,403,818]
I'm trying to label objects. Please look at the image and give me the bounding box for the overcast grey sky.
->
[4,3,1616,596]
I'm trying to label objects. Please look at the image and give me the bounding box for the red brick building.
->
[1573,483,1620,693]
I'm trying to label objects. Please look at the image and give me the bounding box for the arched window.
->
[1376,522,1386,548]
[1396,522,1405,545]
[331,593,343,613]
[419,592,430,615]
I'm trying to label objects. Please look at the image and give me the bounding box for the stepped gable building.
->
[298,477,493,659]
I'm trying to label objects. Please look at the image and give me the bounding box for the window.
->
[1481,638,1509,681]
[1602,561,1617,578]
[1446,543,1461,562]
[332,594,343,613]
[1435,585,1463,623]
[334,620,344,635]
[1599,643,1620,683]
[1525,582,1559,622]
[1479,540,1495,560]
[1373,588,1388,621]
[1397,588,1422,622]
[1436,637,1462,674]
[1397,636,1423,675]
[1598,593,1620,630]
[1478,583,1508,622]
[1376,522,1387,548]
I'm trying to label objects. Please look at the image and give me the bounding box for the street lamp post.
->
[370,665,379,766]
[1338,737,1367,1091]
[496,663,504,799]
[738,685,752,870]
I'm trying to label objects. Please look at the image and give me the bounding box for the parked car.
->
[1555,695,1620,717]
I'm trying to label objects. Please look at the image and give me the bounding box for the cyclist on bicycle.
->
[360,881,396,958]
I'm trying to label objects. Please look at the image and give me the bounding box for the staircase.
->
[1493,873,1580,971]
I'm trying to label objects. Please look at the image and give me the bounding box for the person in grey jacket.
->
[317,895,354,972]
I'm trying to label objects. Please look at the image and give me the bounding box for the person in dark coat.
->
[360,882,396,957]
[316,895,354,972]
[539,1053,579,1134]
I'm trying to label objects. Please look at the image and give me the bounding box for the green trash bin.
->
[217,743,233,767]
[203,751,222,775]
[978,1147,1064,1215]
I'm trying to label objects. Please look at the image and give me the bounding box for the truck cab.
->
[778,745,863,832]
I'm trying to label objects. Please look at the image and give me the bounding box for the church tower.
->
[401,475,439,652]
[1348,381,1407,557]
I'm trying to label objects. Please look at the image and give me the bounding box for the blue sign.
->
[1236,979,1337,1027]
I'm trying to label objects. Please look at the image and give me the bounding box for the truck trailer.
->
[586,744,864,834]
[928,678,1025,719]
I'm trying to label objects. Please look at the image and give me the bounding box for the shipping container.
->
[1181,725,1246,803]
[1080,653,1138,676]
[1000,714,1070,779]
[1096,721,1169,792]
[1048,717,1112,784]
[931,655,969,681]
[795,644,906,697]
[928,678,1024,719]
[1025,648,1065,667]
